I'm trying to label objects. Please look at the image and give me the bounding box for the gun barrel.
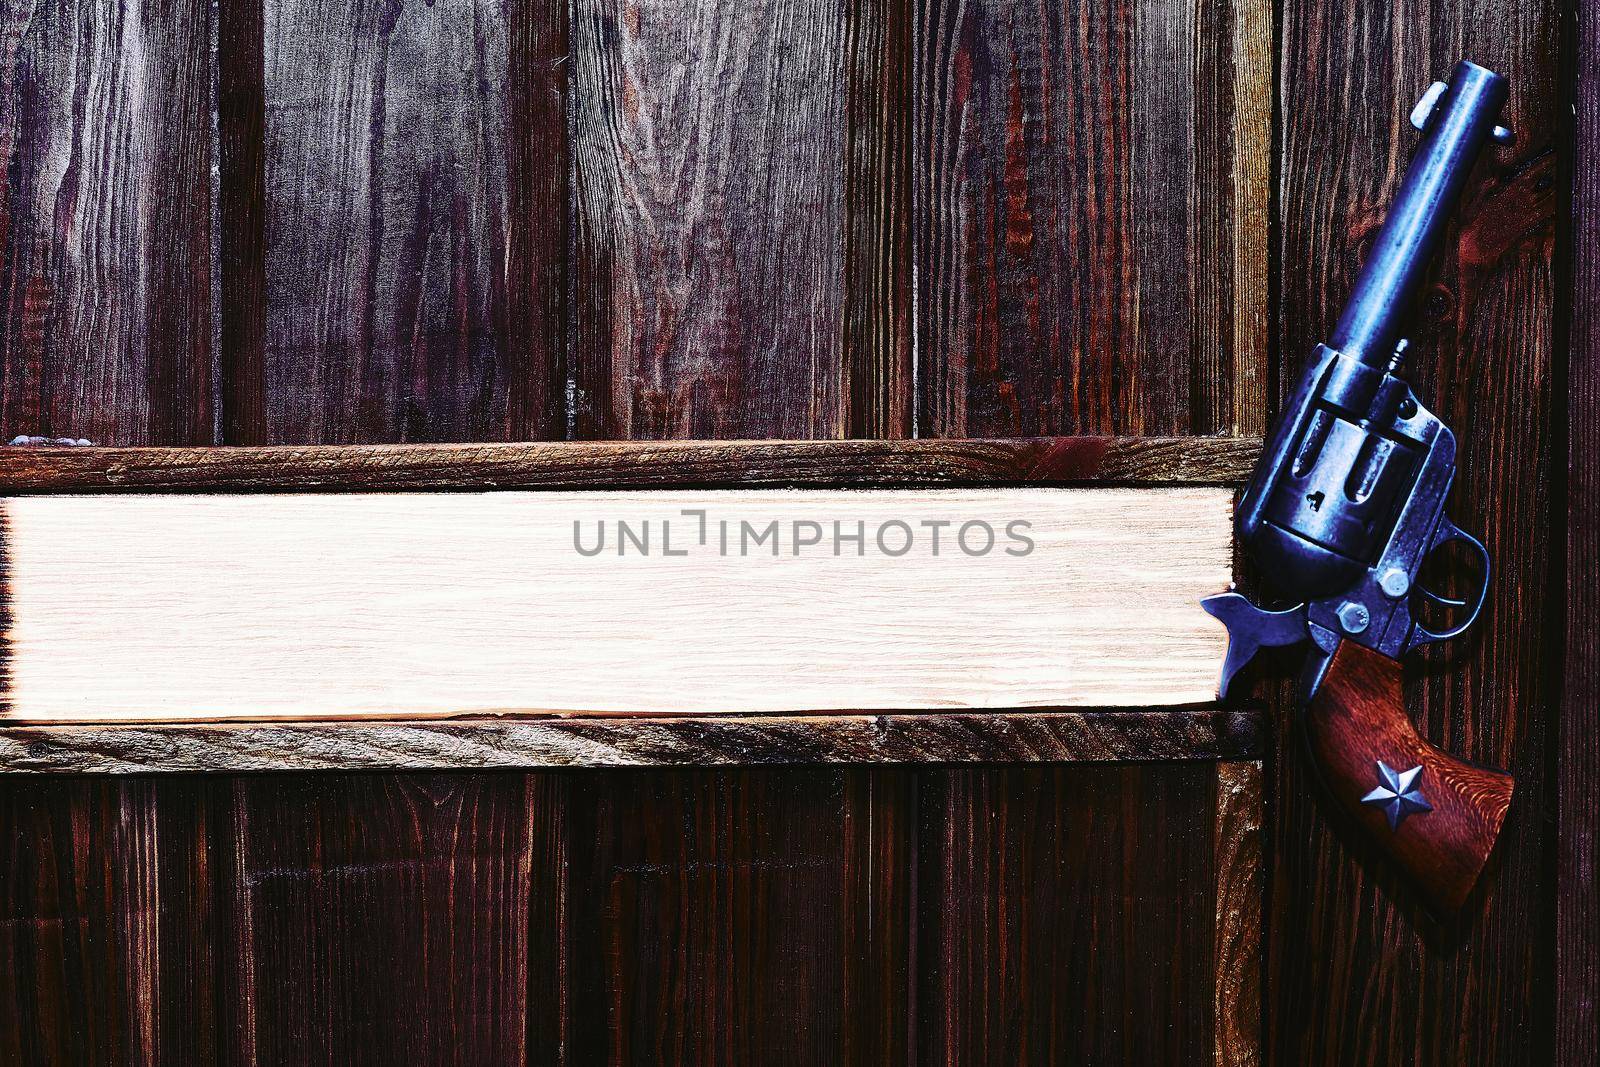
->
[1330,61,1508,367]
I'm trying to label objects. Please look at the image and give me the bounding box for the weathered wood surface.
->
[239,773,537,1064]
[918,762,1221,1061]
[843,0,911,438]
[905,4,1275,1062]
[237,0,562,443]
[569,0,885,439]
[0,708,1265,774]
[1562,2,1599,1060]
[0,435,1260,491]
[0,0,216,445]
[1213,761,1262,1067]
[1267,4,1560,1063]
[562,770,852,1062]
[216,0,266,445]
[913,0,1272,438]
[27,0,1591,1060]
[0,778,221,1063]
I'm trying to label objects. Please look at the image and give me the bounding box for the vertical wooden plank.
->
[1213,762,1261,1067]
[217,0,267,443]
[563,3,911,1060]
[114,782,159,1064]
[569,0,864,439]
[236,772,534,1065]
[0,778,225,1065]
[503,0,569,445]
[1268,3,1560,1063]
[563,769,850,1065]
[1193,0,1271,436]
[916,764,1218,1063]
[0,5,222,1057]
[1230,0,1272,437]
[910,3,1262,1059]
[0,0,216,444]
[841,768,914,1066]
[1128,0,1197,435]
[212,779,258,1065]
[525,772,568,1066]
[1561,0,1598,1059]
[237,0,562,444]
[0,779,131,1064]
[844,0,912,439]
[213,4,568,1060]
[913,0,1262,437]
[913,0,1129,435]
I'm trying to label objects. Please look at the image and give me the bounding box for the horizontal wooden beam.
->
[1,488,1232,722]
[0,708,1264,774]
[0,436,1260,492]
[1,439,1249,770]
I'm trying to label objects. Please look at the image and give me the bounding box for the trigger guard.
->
[1406,515,1491,650]
[1417,585,1469,609]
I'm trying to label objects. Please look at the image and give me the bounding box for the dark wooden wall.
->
[1564,0,1600,1060]
[0,0,1577,1064]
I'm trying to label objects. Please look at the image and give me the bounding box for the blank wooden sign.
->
[0,489,1230,722]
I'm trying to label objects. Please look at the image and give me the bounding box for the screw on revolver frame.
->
[1388,340,1422,420]
[1380,568,1411,598]
[1386,337,1411,373]
[1337,601,1371,634]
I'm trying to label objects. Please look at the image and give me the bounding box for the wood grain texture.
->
[571,0,854,439]
[524,772,568,1064]
[1268,5,1560,1062]
[841,767,913,1065]
[236,0,561,444]
[917,763,1218,1062]
[563,770,852,1064]
[911,0,1271,437]
[0,708,1266,774]
[0,0,1291,1060]
[217,0,266,444]
[903,6,1272,1061]
[1562,0,1599,1057]
[1214,761,1261,1067]
[229,773,534,1065]
[906,6,1271,1062]
[0,435,1262,491]
[0,0,216,445]
[0,487,1232,721]
[0,9,226,1062]
[1212,0,1272,437]
[209,10,569,1060]
[0,777,226,1064]
[844,0,911,438]
[560,8,917,1060]
[1305,641,1512,915]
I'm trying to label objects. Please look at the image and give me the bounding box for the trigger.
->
[1200,593,1310,700]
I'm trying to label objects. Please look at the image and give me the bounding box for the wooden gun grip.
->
[1304,641,1513,913]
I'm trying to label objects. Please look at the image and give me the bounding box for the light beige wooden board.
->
[0,488,1231,722]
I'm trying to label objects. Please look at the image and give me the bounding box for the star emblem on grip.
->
[1362,761,1433,830]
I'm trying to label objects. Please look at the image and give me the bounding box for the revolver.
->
[1203,60,1514,913]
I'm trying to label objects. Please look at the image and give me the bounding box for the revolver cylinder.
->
[1238,61,1508,605]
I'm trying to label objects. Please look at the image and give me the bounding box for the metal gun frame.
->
[1205,60,1506,703]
